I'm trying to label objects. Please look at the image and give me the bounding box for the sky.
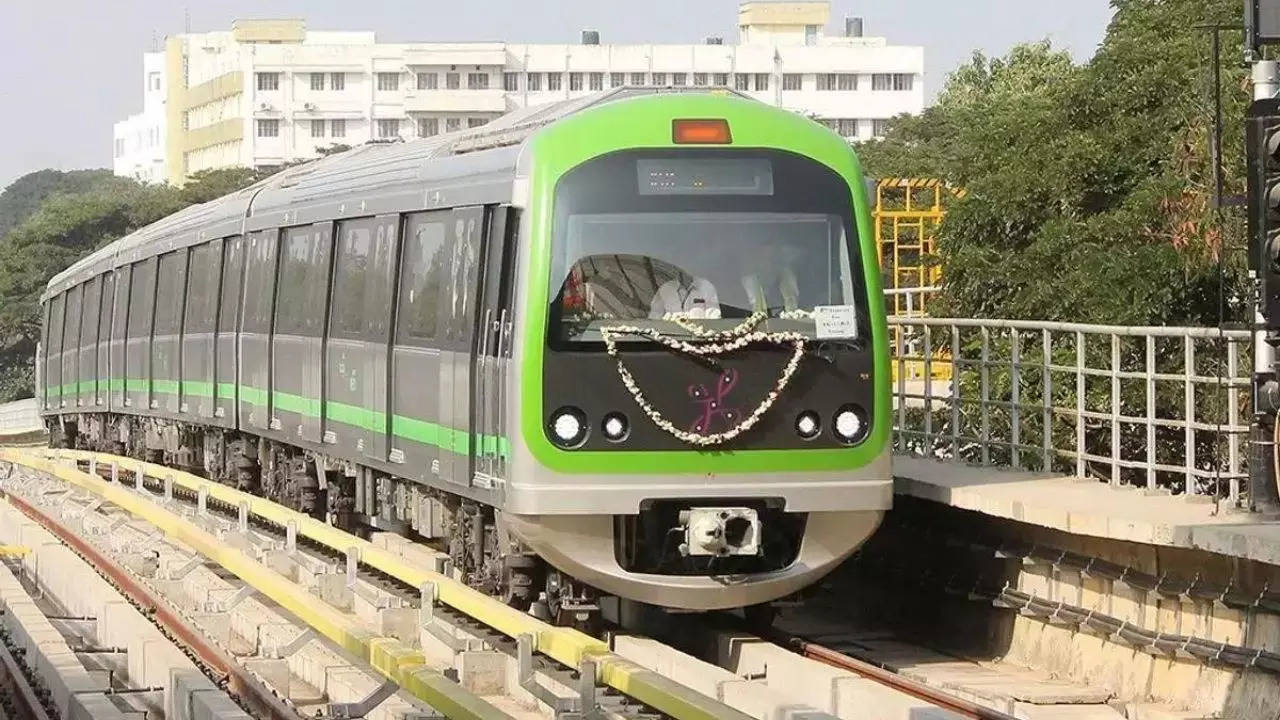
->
[0,1,1114,189]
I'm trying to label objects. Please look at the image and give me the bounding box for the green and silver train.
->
[38,88,890,617]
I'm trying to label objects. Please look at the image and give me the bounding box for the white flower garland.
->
[599,311,813,446]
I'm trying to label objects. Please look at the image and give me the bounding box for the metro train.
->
[36,87,891,621]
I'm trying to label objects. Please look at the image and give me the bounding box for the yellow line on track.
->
[3,448,752,720]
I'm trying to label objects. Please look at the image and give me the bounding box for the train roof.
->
[43,86,753,301]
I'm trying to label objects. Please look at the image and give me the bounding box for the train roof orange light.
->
[672,119,732,144]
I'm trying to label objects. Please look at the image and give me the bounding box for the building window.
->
[839,73,857,91]
[693,73,708,86]
[838,119,858,137]
[610,72,625,88]
[256,72,279,91]
[443,72,458,90]
[446,117,461,132]
[734,73,750,91]
[149,72,161,91]
[753,73,769,91]
[630,72,646,85]
[872,73,892,91]
[783,73,803,91]
[671,73,687,86]
[569,72,584,91]
[114,138,124,157]
[872,119,888,136]
[547,73,562,91]
[418,72,438,90]
[805,24,819,46]
[503,72,519,91]
[817,74,835,90]
[377,72,399,91]
[330,119,346,137]
[330,72,345,90]
[650,72,666,85]
[310,73,325,91]
[468,72,489,89]
[468,117,487,128]
[418,117,439,137]
[376,118,400,138]
[527,72,542,91]
[714,72,729,86]
[311,119,325,138]
[256,119,279,137]
[589,72,603,91]
[893,73,914,91]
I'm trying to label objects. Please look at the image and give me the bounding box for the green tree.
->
[860,0,1247,327]
[0,169,118,237]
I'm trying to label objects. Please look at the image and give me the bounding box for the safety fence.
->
[888,317,1252,504]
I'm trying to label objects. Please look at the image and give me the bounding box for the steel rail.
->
[776,634,1018,720]
[7,448,753,720]
[0,625,53,720]
[0,488,304,720]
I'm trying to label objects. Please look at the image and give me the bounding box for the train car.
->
[37,87,891,620]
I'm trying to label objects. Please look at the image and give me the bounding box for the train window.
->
[126,259,155,340]
[333,216,397,341]
[63,284,82,357]
[242,231,278,334]
[220,237,244,333]
[445,207,483,342]
[98,272,114,356]
[186,242,219,334]
[275,224,332,336]
[80,276,101,351]
[47,292,63,378]
[397,212,447,345]
[154,251,186,336]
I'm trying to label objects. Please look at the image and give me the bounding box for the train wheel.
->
[503,554,542,611]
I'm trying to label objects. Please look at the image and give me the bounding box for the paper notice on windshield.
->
[813,305,858,339]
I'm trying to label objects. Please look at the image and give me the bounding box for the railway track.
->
[0,446,1032,720]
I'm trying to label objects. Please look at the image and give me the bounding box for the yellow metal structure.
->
[874,178,963,382]
[0,545,29,558]
[2,448,751,720]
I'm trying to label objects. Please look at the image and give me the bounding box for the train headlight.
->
[833,405,868,444]
[795,411,821,439]
[602,412,629,442]
[549,407,588,448]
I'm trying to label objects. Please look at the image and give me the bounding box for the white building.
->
[112,52,167,184]
[112,3,924,186]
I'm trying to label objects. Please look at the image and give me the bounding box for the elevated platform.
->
[893,455,1280,565]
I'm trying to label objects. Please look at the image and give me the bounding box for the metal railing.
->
[0,399,40,435]
[888,317,1252,504]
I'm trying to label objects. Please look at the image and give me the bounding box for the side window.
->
[112,267,130,343]
[63,285,82,355]
[275,224,332,336]
[220,237,244,333]
[127,259,156,339]
[48,293,64,359]
[185,242,217,334]
[242,231,278,334]
[445,207,484,342]
[98,272,114,349]
[80,276,101,350]
[366,216,398,338]
[332,219,373,340]
[154,251,187,336]
[397,212,447,346]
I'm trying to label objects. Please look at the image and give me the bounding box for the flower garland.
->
[599,311,813,446]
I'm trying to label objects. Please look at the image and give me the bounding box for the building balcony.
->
[403,89,508,114]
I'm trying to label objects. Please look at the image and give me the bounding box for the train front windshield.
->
[548,149,870,346]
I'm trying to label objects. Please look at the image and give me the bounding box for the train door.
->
[183,240,221,420]
[216,237,244,424]
[152,251,187,415]
[390,211,447,486]
[327,215,398,461]
[96,271,113,408]
[240,230,278,431]
[110,266,130,409]
[271,224,332,444]
[78,276,101,408]
[442,206,484,487]
[124,257,157,412]
[471,208,518,484]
